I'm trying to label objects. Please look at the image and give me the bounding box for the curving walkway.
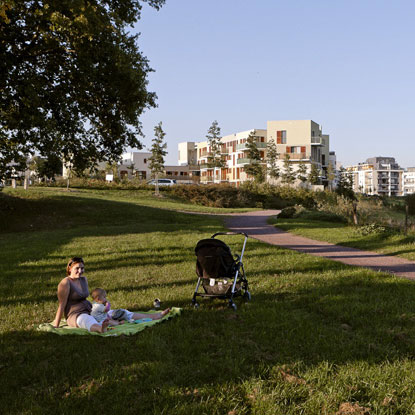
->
[224,210,415,281]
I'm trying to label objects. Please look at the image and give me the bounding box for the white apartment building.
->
[346,157,404,196]
[403,168,415,195]
[179,120,330,186]
[119,151,196,182]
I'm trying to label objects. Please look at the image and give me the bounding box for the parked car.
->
[146,179,177,186]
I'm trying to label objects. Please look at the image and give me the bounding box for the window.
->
[277,130,287,144]
[144,158,147,163]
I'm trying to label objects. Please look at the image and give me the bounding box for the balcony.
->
[200,176,214,183]
[236,158,252,165]
[200,163,216,170]
[236,142,267,151]
[279,153,308,160]
[311,137,323,145]
[199,152,213,160]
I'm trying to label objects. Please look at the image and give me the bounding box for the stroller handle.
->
[211,232,248,238]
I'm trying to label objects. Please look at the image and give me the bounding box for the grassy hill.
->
[1,187,415,414]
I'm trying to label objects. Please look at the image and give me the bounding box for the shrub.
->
[296,209,347,223]
[355,223,395,236]
[277,206,297,218]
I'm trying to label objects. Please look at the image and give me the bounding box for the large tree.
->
[0,0,165,180]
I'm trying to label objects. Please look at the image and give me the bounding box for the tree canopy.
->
[0,0,165,179]
[244,130,265,182]
[266,138,279,181]
[206,120,225,169]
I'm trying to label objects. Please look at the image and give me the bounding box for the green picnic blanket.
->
[37,307,181,337]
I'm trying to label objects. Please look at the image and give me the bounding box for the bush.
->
[354,223,395,236]
[277,206,297,218]
[296,209,347,223]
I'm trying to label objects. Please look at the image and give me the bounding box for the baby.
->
[90,288,170,326]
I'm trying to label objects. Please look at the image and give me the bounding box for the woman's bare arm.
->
[52,279,70,327]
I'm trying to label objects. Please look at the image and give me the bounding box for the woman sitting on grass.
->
[52,257,170,333]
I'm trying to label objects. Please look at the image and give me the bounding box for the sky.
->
[131,0,415,168]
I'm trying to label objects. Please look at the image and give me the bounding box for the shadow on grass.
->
[4,264,415,412]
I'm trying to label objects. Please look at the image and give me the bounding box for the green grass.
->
[2,188,415,413]
[270,215,415,261]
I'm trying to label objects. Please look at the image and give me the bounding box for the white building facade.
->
[179,120,330,187]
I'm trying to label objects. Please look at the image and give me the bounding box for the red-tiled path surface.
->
[224,210,415,281]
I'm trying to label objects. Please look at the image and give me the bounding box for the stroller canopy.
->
[195,238,236,279]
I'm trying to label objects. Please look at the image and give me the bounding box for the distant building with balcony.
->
[345,157,404,196]
[179,120,330,186]
[403,167,415,195]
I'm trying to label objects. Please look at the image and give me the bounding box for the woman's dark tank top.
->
[64,276,92,327]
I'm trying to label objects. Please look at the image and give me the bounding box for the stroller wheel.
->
[243,291,251,301]
[193,302,200,309]
[229,302,237,311]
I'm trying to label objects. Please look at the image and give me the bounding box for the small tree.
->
[308,163,321,185]
[326,162,336,190]
[297,161,308,185]
[206,120,225,169]
[266,139,280,182]
[336,167,355,200]
[245,131,265,183]
[148,122,167,196]
[127,163,136,179]
[281,153,296,185]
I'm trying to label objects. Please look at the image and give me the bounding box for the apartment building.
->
[119,151,196,182]
[403,168,415,195]
[178,120,330,186]
[345,157,404,196]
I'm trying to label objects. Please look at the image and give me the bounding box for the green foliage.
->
[355,223,394,236]
[244,131,265,183]
[148,121,167,177]
[326,162,336,189]
[297,161,308,183]
[336,167,356,200]
[296,209,348,223]
[206,120,225,169]
[266,139,280,180]
[29,155,63,180]
[308,163,320,185]
[0,0,165,180]
[281,153,296,185]
[277,206,297,218]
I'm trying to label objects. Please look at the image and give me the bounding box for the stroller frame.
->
[191,231,250,310]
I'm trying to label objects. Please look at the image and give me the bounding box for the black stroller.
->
[191,232,250,310]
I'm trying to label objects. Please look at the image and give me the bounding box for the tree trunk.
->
[352,201,358,225]
[405,205,409,235]
[155,172,160,197]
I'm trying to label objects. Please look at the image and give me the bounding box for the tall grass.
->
[2,188,415,414]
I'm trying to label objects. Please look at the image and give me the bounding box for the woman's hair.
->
[66,256,84,276]
[91,288,106,300]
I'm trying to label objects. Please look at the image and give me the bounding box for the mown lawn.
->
[271,216,415,262]
[2,188,415,414]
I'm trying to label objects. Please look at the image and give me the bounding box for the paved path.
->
[225,210,415,281]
